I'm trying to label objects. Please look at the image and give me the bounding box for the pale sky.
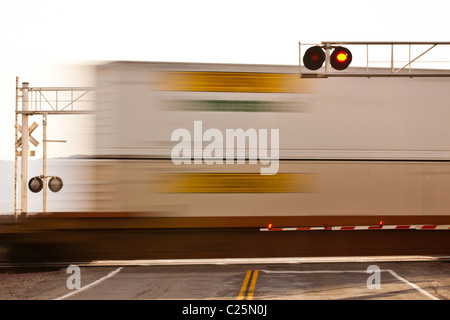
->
[1,0,450,161]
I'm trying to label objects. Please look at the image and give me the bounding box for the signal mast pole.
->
[21,82,29,217]
[43,112,47,214]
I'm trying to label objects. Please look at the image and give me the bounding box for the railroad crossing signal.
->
[303,45,352,71]
[14,79,94,218]
[299,41,450,78]
[28,176,63,193]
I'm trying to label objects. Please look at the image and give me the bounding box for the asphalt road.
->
[1,260,449,301]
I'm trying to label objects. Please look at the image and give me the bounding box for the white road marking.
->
[259,269,440,300]
[386,269,440,300]
[1,255,448,269]
[260,269,367,274]
[54,267,123,300]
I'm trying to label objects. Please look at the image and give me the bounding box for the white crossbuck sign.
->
[17,122,39,147]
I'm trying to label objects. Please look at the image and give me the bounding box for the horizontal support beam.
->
[16,110,94,115]
[301,73,450,78]
[21,87,94,92]
[321,41,450,45]
[326,72,450,77]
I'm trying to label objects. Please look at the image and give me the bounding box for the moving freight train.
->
[87,61,450,228]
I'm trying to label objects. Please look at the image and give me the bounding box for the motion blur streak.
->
[2,61,450,262]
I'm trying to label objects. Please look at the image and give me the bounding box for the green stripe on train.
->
[165,99,306,113]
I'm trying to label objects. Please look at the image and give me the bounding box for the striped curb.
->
[260,224,450,231]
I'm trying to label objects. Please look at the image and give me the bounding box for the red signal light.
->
[330,46,352,70]
[336,51,348,63]
[268,223,273,229]
[310,52,322,62]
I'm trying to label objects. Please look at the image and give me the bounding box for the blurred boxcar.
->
[91,61,450,228]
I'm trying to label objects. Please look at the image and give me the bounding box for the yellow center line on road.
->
[247,270,259,300]
[237,270,259,300]
[237,270,252,300]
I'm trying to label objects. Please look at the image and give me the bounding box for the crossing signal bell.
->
[303,45,352,71]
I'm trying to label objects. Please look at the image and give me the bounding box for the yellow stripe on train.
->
[157,71,314,93]
[158,173,316,193]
